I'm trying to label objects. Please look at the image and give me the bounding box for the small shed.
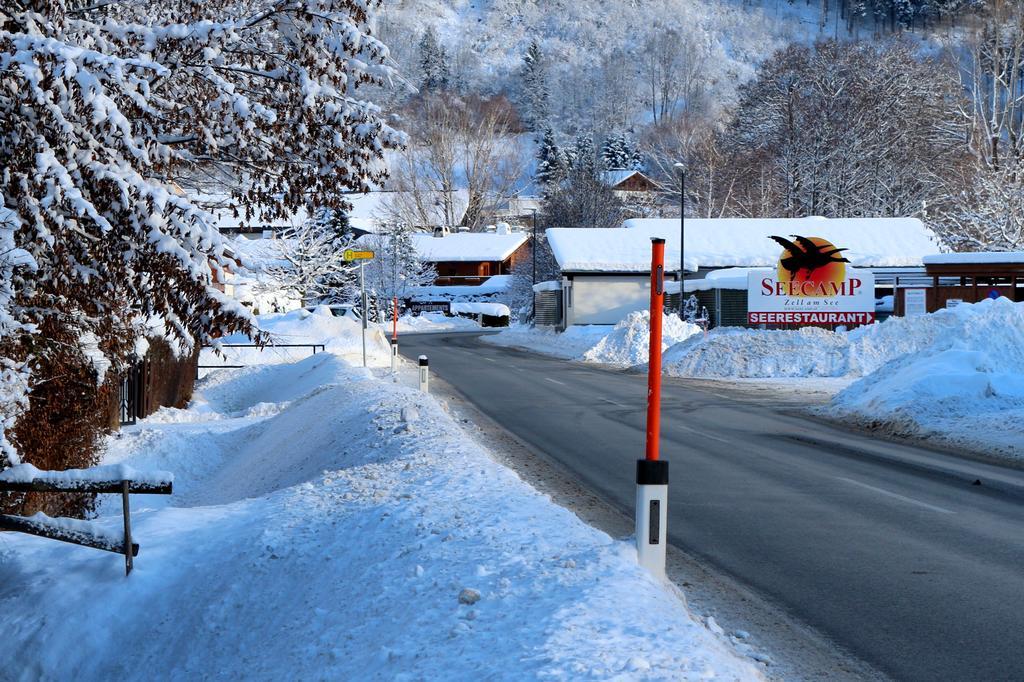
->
[895,252,1024,314]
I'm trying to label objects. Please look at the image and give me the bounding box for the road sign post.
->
[343,249,375,368]
[360,262,367,367]
[637,237,669,579]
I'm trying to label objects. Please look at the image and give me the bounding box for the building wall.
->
[568,275,654,325]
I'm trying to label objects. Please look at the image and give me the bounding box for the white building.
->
[541,216,941,328]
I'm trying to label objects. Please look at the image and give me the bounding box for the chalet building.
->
[412,229,530,286]
[537,216,940,329]
[601,170,659,197]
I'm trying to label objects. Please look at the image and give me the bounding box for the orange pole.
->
[392,296,398,341]
[645,238,665,462]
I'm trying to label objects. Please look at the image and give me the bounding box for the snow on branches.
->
[0,0,401,466]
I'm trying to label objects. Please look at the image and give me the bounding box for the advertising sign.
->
[748,235,875,325]
[904,288,927,317]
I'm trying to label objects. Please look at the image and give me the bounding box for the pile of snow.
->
[0,327,763,679]
[483,324,612,360]
[582,311,702,367]
[828,299,1024,455]
[663,299,1019,380]
[662,298,1024,458]
[664,327,851,379]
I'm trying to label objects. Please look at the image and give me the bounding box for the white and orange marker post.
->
[391,296,399,373]
[636,237,669,579]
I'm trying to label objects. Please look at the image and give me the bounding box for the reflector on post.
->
[418,355,429,393]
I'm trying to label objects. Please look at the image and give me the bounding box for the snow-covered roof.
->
[923,252,1024,265]
[345,190,470,233]
[547,217,940,273]
[683,268,774,292]
[601,170,651,188]
[410,233,528,262]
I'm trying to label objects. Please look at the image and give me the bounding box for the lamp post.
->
[531,208,538,323]
[674,163,686,316]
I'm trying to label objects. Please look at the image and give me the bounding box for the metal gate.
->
[119,363,143,426]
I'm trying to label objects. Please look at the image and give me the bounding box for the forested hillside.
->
[373,0,1023,253]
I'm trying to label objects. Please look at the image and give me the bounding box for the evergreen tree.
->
[418,27,450,91]
[535,128,567,189]
[570,132,597,173]
[521,40,550,132]
[601,133,641,170]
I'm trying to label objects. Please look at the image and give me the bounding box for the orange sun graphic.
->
[775,236,847,298]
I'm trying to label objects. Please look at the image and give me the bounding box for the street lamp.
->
[674,163,686,316]
[531,208,538,323]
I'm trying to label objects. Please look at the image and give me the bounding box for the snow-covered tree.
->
[932,161,1024,251]
[267,216,356,307]
[569,132,598,173]
[388,94,525,231]
[0,0,401,475]
[362,224,436,320]
[520,40,550,132]
[419,27,450,91]
[601,134,641,171]
[535,128,568,190]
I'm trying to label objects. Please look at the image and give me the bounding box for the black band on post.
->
[651,237,666,244]
[418,356,428,367]
[636,459,669,485]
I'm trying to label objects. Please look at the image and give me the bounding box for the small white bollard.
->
[390,338,398,373]
[418,355,429,393]
[635,459,668,580]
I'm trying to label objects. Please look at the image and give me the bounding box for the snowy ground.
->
[0,312,762,681]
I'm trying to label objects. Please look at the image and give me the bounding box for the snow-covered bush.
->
[0,0,401,504]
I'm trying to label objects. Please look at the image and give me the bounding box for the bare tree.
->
[387,95,526,231]
[640,24,711,125]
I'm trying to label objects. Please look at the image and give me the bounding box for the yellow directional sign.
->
[343,249,374,261]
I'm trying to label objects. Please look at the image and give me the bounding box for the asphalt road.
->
[399,331,1024,682]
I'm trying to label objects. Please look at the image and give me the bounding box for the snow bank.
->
[663,300,1024,380]
[664,327,851,379]
[0,327,763,679]
[828,298,1024,456]
[201,306,391,373]
[483,324,613,360]
[582,311,702,367]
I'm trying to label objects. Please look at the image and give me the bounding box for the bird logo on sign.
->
[769,235,851,298]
